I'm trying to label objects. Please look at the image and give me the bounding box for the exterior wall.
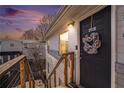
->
[0,40,23,63]
[68,22,79,84]
[116,6,124,88]
[49,33,59,52]
[1,40,23,52]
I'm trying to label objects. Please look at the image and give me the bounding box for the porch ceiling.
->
[46,5,107,39]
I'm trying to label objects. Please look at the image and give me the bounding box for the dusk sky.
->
[0,5,61,40]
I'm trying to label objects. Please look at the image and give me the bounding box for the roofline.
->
[46,5,72,39]
[45,5,108,40]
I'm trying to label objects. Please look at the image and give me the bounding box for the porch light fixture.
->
[68,21,75,31]
[68,21,75,27]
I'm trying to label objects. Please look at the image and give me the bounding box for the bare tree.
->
[21,29,41,40]
[21,15,54,41]
[35,15,54,41]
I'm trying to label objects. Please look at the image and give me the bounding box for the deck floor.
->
[16,80,45,88]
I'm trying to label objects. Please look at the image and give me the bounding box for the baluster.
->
[27,61,32,88]
[70,52,74,83]
[26,59,35,88]
[54,70,56,87]
[31,80,35,88]
[48,78,51,88]
[64,54,68,86]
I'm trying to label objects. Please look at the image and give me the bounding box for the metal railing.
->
[0,55,35,88]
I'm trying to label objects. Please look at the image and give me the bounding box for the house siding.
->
[49,33,59,52]
[116,6,124,88]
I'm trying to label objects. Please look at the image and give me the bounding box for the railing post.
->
[70,52,74,83]
[28,73,35,88]
[31,80,35,88]
[28,74,32,88]
[45,80,48,88]
[26,61,32,88]
[63,54,68,86]
[54,70,56,87]
[26,59,35,88]
[20,59,26,88]
[49,78,51,88]
[48,79,51,88]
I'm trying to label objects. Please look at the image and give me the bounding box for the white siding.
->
[68,25,78,52]
[117,6,124,64]
[116,6,124,88]
[49,33,59,51]
[68,22,79,84]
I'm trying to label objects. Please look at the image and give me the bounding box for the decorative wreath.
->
[82,32,101,54]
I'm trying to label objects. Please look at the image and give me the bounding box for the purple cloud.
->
[5,7,24,17]
[0,5,61,40]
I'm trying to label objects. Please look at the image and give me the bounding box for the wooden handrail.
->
[47,56,63,80]
[46,52,75,87]
[0,55,35,88]
[0,55,26,77]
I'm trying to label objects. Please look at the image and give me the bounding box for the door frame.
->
[76,5,116,87]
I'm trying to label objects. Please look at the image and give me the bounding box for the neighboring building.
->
[0,40,23,87]
[45,5,124,88]
[22,40,46,62]
[0,40,23,64]
[0,40,46,64]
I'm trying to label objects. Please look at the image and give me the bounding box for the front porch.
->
[0,51,76,88]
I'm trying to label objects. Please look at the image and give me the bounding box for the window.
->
[24,44,27,48]
[3,55,8,63]
[10,43,14,47]
[59,31,69,54]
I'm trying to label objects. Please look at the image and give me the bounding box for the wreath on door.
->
[82,32,101,54]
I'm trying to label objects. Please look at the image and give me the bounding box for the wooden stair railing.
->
[46,52,75,88]
[0,55,35,88]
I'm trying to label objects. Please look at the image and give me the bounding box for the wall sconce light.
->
[67,21,75,26]
[68,21,75,31]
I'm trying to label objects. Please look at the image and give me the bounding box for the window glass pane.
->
[59,32,69,54]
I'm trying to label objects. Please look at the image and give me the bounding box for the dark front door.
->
[80,6,111,88]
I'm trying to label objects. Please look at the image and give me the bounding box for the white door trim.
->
[111,5,117,88]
